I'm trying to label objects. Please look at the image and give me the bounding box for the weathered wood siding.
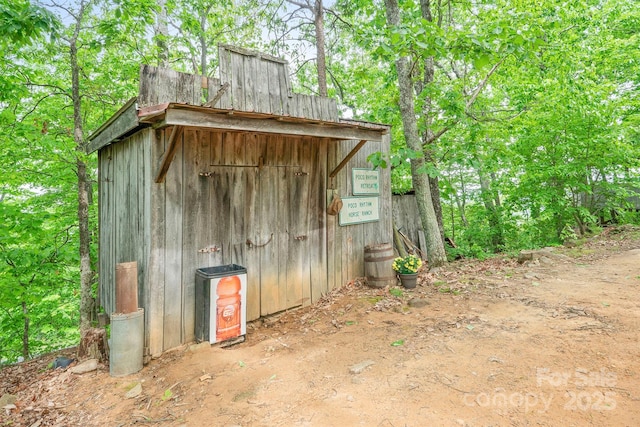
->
[139,47,338,122]
[392,194,423,252]
[98,46,391,357]
[326,136,393,293]
[99,127,391,356]
[98,131,153,322]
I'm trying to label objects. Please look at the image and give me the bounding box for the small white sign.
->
[339,196,380,226]
[352,168,380,195]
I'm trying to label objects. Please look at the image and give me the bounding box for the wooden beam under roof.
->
[154,125,184,183]
[160,106,385,142]
[88,101,389,155]
[86,98,138,154]
[329,139,368,179]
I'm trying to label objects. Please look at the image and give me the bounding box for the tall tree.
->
[384,0,447,267]
[66,0,94,336]
[284,0,328,96]
[167,0,265,75]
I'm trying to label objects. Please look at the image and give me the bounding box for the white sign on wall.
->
[339,196,380,226]
[352,168,380,195]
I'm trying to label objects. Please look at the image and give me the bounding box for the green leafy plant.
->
[389,287,404,297]
[392,254,422,274]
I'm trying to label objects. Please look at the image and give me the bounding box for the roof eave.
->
[88,101,389,154]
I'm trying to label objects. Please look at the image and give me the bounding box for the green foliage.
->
[1,0,640,361]
[0,0,59,47]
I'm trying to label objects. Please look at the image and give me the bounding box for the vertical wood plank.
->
[210,131,222,166]
[196,131,218,269]
[288,142,310,307]
[243,54,257,112]
[319,97,330,121]
[259,166,279,315]
[140,131,153,357]
[302,95,313,120]
[148,129,166,357]
[218,46,232,103]
[130,134,144,316]
[310,96,320,121]
[245,132,261,166]
[98,146,115,315]
[288,93,299,118]
[327,98,338,121]
[317,138,329,296]
[129,135,139,264]
[115,139,132,265]
[255,56,271,114]
[175,73,193,104]
[209,168,229,266]
[324,140,335,297]
[274,134,286,166]
[278,61,291,115]
[302,140,315,306]
[221,132,245,166]
[243,166,261,321]
[230,167,246,266]
[379,134,393,245]
[267,60,283,115]
[231,52,245,111]
[318,139,329,296]
[163,130,183,350]
[232,132,246,166]
[180,129,199,344]
[351,143,366,278]
[138,64,154,107]
[282,61,293,98]
[276,163,290,312]
[262,134,275,166]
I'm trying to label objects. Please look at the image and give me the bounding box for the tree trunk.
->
[418,0,445,241]
[197,3,215,75]
[429,175,445,240]
[477,167,504,251]
[69,3,104,362]
[22,301,29,359]
[314,0,328,97]
[77,327,109,362]
[199,10,207,75]
[155,0,169,68]
[453,168,469,227]
[77,158,93,331]
[384,0,446,267]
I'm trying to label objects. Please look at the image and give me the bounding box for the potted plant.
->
[392,254,422,289]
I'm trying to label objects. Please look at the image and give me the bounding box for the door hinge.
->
[198,245,220,253]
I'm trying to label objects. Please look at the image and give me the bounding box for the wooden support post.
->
[329,139,367,179]
[155,125,183,183]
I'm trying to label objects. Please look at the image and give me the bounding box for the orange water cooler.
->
[195,264,247,344]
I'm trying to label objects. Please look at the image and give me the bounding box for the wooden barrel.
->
[364,243,397,288]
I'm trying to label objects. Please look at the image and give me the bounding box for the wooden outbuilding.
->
[88,45,391,358]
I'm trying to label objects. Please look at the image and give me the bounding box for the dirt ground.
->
[2,226,640,427]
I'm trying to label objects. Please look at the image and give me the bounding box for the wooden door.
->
[202,165,310,319]
[256,165,310,315]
